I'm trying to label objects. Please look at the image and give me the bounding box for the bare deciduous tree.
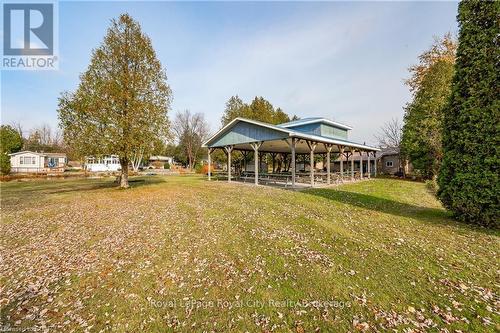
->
[375,118,402,149]
[172,110,209,171]
[21,123,64,152]
[10,122,24,139]
[32,124,62,146]
[375,117,405,174]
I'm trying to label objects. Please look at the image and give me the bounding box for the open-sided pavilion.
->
[203,117,380,188]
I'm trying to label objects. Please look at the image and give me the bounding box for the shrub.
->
[199,164,213,175]
[0,125,22,154]
[164,162,170,169]
[438,0,499,228]
[0,154,11,174]
[194,163,203,174]
[425,177,439,195]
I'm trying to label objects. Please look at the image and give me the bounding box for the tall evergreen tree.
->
[220,95,296,126]
[58,14,172,188]
[438,1,499,227]
[221,95,248,126]
[219,96,297,168]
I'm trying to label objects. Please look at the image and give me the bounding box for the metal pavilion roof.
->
[203,117,379,152]
[277,117,353,131]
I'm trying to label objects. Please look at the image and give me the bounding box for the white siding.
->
[9,152,67,173]
[85,155,121,172]
[10,153,43,172]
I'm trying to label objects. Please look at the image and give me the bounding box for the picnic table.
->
[240,172,293,187]
[263,173,292,187]
[212,171,231,181]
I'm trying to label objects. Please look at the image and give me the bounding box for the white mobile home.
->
[85,155,121,172]
[8,151,67,173]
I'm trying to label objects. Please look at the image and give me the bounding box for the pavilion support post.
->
[250,142,263,186]
[224,146,234,182]
[256,152,260,184]
[284,138,297,188]
[351,148,355,181]
[374,152,377,177]
[291,141,296,187]
[307,141,317,187]
[259,152,263,172]
[324,144,333,185]
[345,153,349,176]
[359,150,364,179]
[207,148,213,181]
[367,152,371,179]
[338,145,345,182]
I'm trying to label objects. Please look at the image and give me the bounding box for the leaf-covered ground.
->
[0,175,498,332]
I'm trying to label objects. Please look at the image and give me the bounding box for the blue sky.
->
[1,1,459,144]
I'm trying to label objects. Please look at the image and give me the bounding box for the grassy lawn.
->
[0,175,498,332]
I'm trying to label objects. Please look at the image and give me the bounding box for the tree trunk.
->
[131,149,143,172]
[120,159,129,188]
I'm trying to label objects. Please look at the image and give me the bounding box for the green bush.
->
[194,163,203,174]
[0,125,22,176]
[0,154,11,174]
[425,178,438,195]
[438,0,499,228]
[0,125,22,154]
[164,162,170,169]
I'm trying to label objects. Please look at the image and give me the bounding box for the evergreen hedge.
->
[438,0,499,228]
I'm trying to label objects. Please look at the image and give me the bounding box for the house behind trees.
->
[376,147,413,176]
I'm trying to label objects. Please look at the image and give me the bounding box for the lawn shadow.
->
[305,188,495,235]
